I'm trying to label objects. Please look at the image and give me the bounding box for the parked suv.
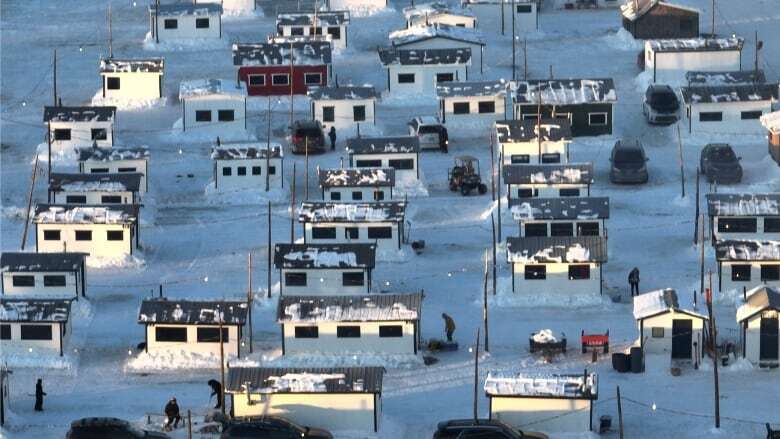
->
[408,116,448,152]
[700,143,742,184]
[290,120,326,154]
[66,417,170,439]
[610,139,649,184]
[643,84,679,125]
[433,419,548,439]
[221,417,332,439]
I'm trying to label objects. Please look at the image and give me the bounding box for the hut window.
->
[304,73,322,85]
[356,159,382,167]
[478,101,496,114]
[524,223,547,237]
[374,190,385,201]
[397,73,415,84]
[577,222,600,236]
[651,327,664,338]
[718,218,756,233]
[53,129,71,141]
[75,230,92,241]
[195,18,210,29]
[761,265,780,281]
[524,265,546,280]
[330,192,342,201]
[568,264,590,280]
[588,113,608,126]
[246,75,265,87]
[272,74,289,86]
[436,73,454,83]
[294,326,318,338]
[90,168,110,173]
[517,188,537,198]
[337,326,361,338]
[197,327,229,343]
[351,191,363,201]
[163,19,178,29]
[196,110,212,122]
[368,227,392,239]
[550,222,574,237]
[218,110,235,122]
[741,111,763,120]
[269,166,276,175]
[101,195,122,203]
[541,153,561,163]
[43,230,61,241]
[345,227,359,239]
[322,106,335,122]
[353,105,366,122]
[20,325,52,340]
[388,159,414,170]
[309,26,323,35]
[290,27,304,36]
[516,4,533,13]
[0,324,10,340]
[66,195,87,204]
[252,166,261,175]
[343,272,365,286]
[155,326,187,342]
[311,227,336,239]
[327,26,341,39]
[380,325,403,337]
[12,275,35,287]
[731,265,751,281]
[237,166,247,176]
[511,154,530,164]
[764,217,780,233]
[453,102,470,114]
[285,272,307,286]
[118,167,137,173]
[106,77,120,90]
[222,167,232,176]
[559,188,580,197]
[107,230,124,241]
[44,275,66,287]
[699,112,722,122]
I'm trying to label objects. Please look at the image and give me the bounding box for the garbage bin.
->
[612,353,630,373]
[630,346,644,373]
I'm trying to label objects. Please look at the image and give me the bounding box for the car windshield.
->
[418,126,439,134]
[297,128,322,137]
[615,149,644,163]
[710,147,736,162]
[651,91,678,106]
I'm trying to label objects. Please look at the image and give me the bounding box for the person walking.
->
[34,379,46,412]
[208,379,223,409]
[328,126,337,151]
[628,267,640,297]
[164,397,182,430]
[441,313,456,342]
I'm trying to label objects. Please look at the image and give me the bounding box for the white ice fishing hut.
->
[496,118,572,165]
[212,143,284,192]
[179,79,247,133]
[506,236,607,296]
[274,243,377,295]
[34,204,140,258]
[148,3,222,43]
[138,298,248,358]
[485,371,598,433]
[437,80,508,127]
[48,173,142,205]
[1,252,86,298]
[462,0,537,34]
[77,146,150,194]
[347,136,420,181]
[277,292,422,355]
[680,83,778,134]
[378,47,471,97]
[510,197,609,238]
[43,106,116,151]
[0,299,72,356]
[276,11,350,50]
[298,201,407,254]
[633,288,707,362]
[227,366,385,432]
[706,193,780,243]
[308,86,379,134]
[715,240,780,294]
[737,286,780,367]
[644,37,743,82]
[390,24,485,74]
[319,168,395,202]
[761,111,780,165]
[99,58,164,101]
[404,2,477,28]
[503,163,594,201]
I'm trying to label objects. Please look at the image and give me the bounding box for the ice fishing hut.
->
[77,146,150,194]
[319,168,396,202]
[309,86,379,134]
[148,3,222,43]
[232,42,332,96]
[298,201,407,254]
[510,197,610,238]
[378,48,471,97]
[404,2,476,28]
[462,0,537,34]
[737,286,780,367]
[99,58,164,101]
[503,163,594,201]
[276,11,350,50]
[633,288,707,362]
[195,0,256,15]
[274,243,376,295]
[621,0,699,40]
[277,292,422,355]
[346,136,420,181]
[715,240,780,293]
[138,298,248,358]
[0,299,72,356]
[496,119,572,165]
[485,371,598,433]
[33,204,140,258]
[1,252,86,298]
[178,79,247,133]
[643,37,743,82]
[48,173,142,205]
[390,24,485,74]
[506,236,607,296]
[211,142,284,192]
[680,83,778,134]
[513,79,617,137]
[43,106,116,151]
[227,366,384,432]
[436,80,508,129]
[706,193,780,243]
[760,111,780,166]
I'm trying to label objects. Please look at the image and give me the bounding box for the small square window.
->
[12,275,35,287]
[195,18,210,29]
[741,111,762,120]
[101,195,121,204]
[699,112,722,122]
[568,264,590,280]
[351,191,363,201]
[312,227,336,239]
[731,264,751,281]
[218,110,234,122]
[44,275,66,287]
[524,265,546,280]
[0,324,10,340]
[237,166,247,176]
[379,325,403,337]
[577,222,600,236]
[66,195,87,204]
[559,188,580,197]
[304,73,322,85]
[107,230,124,241]
[195,110,212,122]
[269,166,276,175]
[322,106,335,122]
[353,105,366,122]
[524,223,547,237]
[478,101,495,114]
[541,153,561,164]
[330,192,342,201]
[374,190,385,201]
[248,74,265,86]
[290,27,304,36]
[337,326,361,338]
[345,227,359,239]
[517,4,533,13]
[453,102,470,114]
[651,327,664,338]
[764,218,780,233]
[285,272,307,286]
[368,227,392,239]
[550,222,574,237]
[53,129,71,141]
[436,73,454,83]
[327,26,341,39]
[272,74,290,86]
[164,19,178,29]
[91,128,108,141]
[517,188,537,198]
[343,272,364,286]
[588,112,608,126]
[90,168,109,173]
[252,166,261,175]
[118,167,136,173]
[761,265,780,281]
[511,154,530,164]
[294,326,318,338]
[106,77,120,90]
[75,230,92,241]
[397,73,415,84]
[43,230,61,241]
[222,167,232,176]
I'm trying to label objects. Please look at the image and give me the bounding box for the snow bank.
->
[488,276,610,308]
[394,172,429,198]
[238,351,423,369]
[125,348,236,371]
[35,142,80,163]
[376,246,411,262]
[602,28,642,52]
[142,32,229,52]
[204,182,290,205]
[86,254,145,269]
[91,90,167,111]
[169,118,255,142]
[1,205,27,221]
[0,347,75,370]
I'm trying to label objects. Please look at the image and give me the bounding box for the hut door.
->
[671,319,692,359]
[760,317,779,360]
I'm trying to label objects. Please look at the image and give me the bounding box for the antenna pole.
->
[53,50,58,106]
[473,327,480,421]
[267,201,273,299]
[108,3,113,59]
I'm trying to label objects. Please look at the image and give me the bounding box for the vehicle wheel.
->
[461,186,470,196]
[478,184,487,194]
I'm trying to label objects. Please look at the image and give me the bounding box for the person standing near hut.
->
[34,379,46,411]
[441,313,456,342]
[164,397,182,430]
[328,126,337,151]
[208,379,222,409]
[629,267,640,296]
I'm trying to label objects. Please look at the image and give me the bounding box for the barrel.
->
[612,353,630,373]
[630,346,644,373]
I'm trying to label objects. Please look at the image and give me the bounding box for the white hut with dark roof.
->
[1,252,87,298]
[706,193,780,243]
[715,240,780,293]
[276,11,350,49]
[390,23,485,73]
[403,2,476,28]
[274,243,377,295]
[309,86,379,134]
[48,173,143,205]
[148,3,222,43]
[503,163,594,201]
[99,58,164,101]
[510,197,610,238]
[211,142,284,192]
[178,79,247,133]
[319,168,395,202]
[496,119,572,165]
[680,83,778,134]
[644,37,743,83]
[0,299,72,356]
[737,286,780,367]
[633,288,707,363]
[43,106,116,151]
[77,146,150,194]
[347,136,420,181]
[378,47,471,97]
[436,80,508,128]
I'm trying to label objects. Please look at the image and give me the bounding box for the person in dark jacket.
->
[34,379,46,411]
[439,127,449,153]
[164,397,181,430]
[328,126,337,150]
[442,313,456,342]
[628,267,640,296]
[208,379,222,409]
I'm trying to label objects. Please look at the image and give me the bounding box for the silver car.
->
[643,84,679,125]
[408,116,447,151]
[610,140,649,184]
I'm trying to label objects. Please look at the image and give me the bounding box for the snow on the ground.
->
[90,89,168,111]
[125,349,235,372]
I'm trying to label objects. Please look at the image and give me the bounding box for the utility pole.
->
[489,133,496,202]
[523,37,528,80]
[676,123,685,198]
[304,138,309,199]
[247,253,253,353]
[20,154,39,250]
[290,163,296,243]
[617,386,624,439]
[482,249,489,352]
[754,31,762,73]
[266,97,271,192]
[47,122,52,184]
[497,150,503,242]
[472,327,480,421]
[694,168,700,244]
[218,303,226,415]
[53,50,58,106]
[491,213,497,296]
[699,213,705,303]
[108,3,113,59]
[511,0,516,80]
[711,0,715,36]
[267,201,272,299]
[289,41,294,132]
[706,271,720,428]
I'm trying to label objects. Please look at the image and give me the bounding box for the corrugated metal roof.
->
[77,146,149,162]
[496,119,572,143]
[274,243,376,269]
[506,236,607,263]
[318,168,395,188]
[0,299,72,323]
[276,11,350,26]
[308,86,379,101]
[1,252,86,273]
[232,41,332,67]
[346,136,419,155]
[513,79,617,105]
[298,201,406,223]
[277,292,423,322]
[378,47,471,66]
[43,106,116,123]
[502,163,594,185]
[715,240,780,261]
[436,80,507,98]
[226,366,384,393]
[680,83,778,104]
[138,298,248,325]
[49,172,143,193]
[509,197,610,221]
[706,193,780,217]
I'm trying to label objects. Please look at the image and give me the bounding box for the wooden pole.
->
[497,150,503,242]
[20,154,39,250]
[47,121,52,186]
[290,163,296,243]
[700,213,705,303]
[694,167,700,244]
[706,271,720,428]
[523,37,528,80]
[266,96,271,192]
[267,201,272,299]
[511,0,516,80]
[711,0,715,36]
[53,50,57,106]
[247,253,253,353]
[483,249,489,352]
[108,3,113,59]
[305,137,309,200]
[218,304,226,415]
[676,123,685,198]
[473,327,480,421]
[617,386,624,439]
[491,213,497,296]
[187,410,192,439]
[289,41,294,131]
[489,133,496,202]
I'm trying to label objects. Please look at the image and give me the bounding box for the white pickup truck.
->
[408,116,448,152]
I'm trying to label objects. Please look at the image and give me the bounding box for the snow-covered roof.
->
[138,298,248,326]
[49,172,142,193]
[211,145,283,160]
[390,23,485,47]
[308,86,379,101]
[463,0,534,3]
[277,292,423,323]
[232,42,332,67]
[706,193,780,217]
[274,243,376,269]
[633,288,706,320]
[496,119,572,143]
[346,136,420,155]
[319,167,395,188]
[404,2,474,20]
[686,70,765,86]
[736,286,780,322]
[513,79,617,105]
[761,111,780,135]
[378,47,471,66]
[298,201,406,223]
[179,79,246,100]
[33,204,138,225]
[621,0,698,21]
[43,106,116,123]
[715,240,780,261]
[150,3,221,16]
[77,146,149,162]
[509,197,610,221]
[437,80,507,98]
[680,83,778,105]
[646,37,743,53]
[484,371,597,399]
[502,163,594,185]
[506,236,607,263]
[0,299,72,323]
[99,58,164,74]
[1,252,86,273]
[277,10,350,26]
[226,366,384,394]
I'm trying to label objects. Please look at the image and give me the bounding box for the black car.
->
[221,417,332,439]
[433,419,548,439]
[643,84,679,125]
[609,139,649,184]
[290,120,326,154]
[700,143,742,184]
[66,417,170,439]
